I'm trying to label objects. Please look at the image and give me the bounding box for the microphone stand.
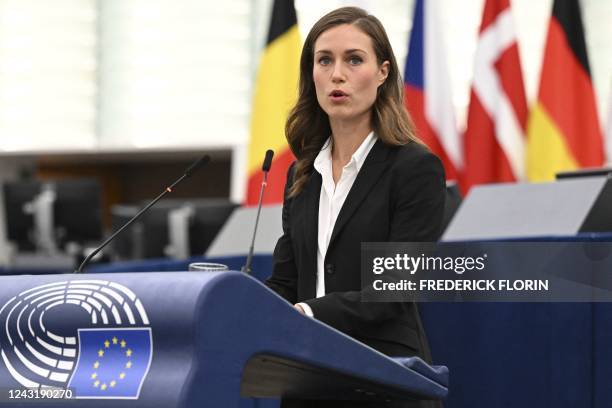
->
[242,149,274,274]
[242,171,269,275]
[75,155,210,273]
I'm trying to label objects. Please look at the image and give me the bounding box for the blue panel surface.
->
[0,271,446,407]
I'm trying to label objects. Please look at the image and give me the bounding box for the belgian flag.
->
[526,0,604,181]
[246,0,300,205]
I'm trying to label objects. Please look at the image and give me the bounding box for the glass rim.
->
[188,262,229,271]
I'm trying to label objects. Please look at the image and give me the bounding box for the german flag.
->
[246,0,300,205]
[526,0,604,181]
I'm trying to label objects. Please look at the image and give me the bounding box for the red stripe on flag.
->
[463,90,516,191]
[495,43,528,132]
[405,85,459,181]
[245,148,295,206]
[479,0,510,33]
[539,18,604,167]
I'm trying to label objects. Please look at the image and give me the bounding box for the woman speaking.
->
[266,7,446,408]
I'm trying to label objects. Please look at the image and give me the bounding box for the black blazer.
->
[266,139,446,359]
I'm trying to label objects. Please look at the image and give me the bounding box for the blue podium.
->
[0,271,448,407]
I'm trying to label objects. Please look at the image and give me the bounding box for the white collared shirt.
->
[298,131,377,317]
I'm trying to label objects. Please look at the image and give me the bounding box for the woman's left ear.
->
[378,61,390,85]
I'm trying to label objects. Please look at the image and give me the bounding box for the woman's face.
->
[312,24,389,124]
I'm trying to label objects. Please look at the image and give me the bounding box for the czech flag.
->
[404,0,461,182]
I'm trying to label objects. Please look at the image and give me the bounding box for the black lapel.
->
[328,140,391,248]
[293,170,321,275]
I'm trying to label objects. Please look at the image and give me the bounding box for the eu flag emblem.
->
[68,328,152,399]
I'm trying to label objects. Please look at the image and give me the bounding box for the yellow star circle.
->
[91,338,133,391]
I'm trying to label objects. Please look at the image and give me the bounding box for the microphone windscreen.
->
[185,155,211,177]
[262,150,274,172]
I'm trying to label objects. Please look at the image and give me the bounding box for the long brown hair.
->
[286,6,420,197]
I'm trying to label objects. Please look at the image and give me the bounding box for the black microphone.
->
[242,150,274,274]
[75,155,211,273]
[262,149,274,172]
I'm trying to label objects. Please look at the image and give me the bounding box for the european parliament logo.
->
[0,279,153,399]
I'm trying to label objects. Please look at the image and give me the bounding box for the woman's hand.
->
[294,303,306,314]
